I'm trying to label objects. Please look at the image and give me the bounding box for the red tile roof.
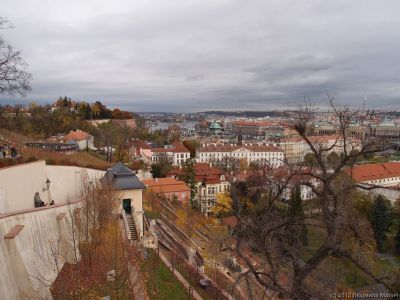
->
[222,216,238,228]
[167,163,228,185]
[271,165,315,185]
[142,178,190,194]
[151,142,189,153]
[172,141,190,153]
[127,140,151,150]
[346,162,400,182]
[63,130,91,141]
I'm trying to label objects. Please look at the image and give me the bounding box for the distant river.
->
[150,121,197,132]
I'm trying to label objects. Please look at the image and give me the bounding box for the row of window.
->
[205,184,228,195]
[175,153,190,159]
[199,152,283,158]
[368,177,400,185]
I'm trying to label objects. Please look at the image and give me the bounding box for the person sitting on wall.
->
[34,192,45,208]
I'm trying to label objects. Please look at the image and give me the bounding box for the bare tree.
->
[232,98,395,299]
[0,17,32,95]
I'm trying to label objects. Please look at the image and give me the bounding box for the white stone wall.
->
[46,165,105,205]
[0,161,106,214]
[0,200,82,300]
[173,152,190,166]
[0,160,51,214]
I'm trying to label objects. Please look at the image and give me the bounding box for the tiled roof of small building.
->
[102,162,145,190]
[63,130,91,141]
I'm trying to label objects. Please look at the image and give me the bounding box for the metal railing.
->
[121,208,131,240]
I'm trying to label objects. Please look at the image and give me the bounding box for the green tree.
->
[327,151,340,168]
[288,185,308,246]
[150,162,172,178]
[304,153,317,168]
[178,159,197,208]
[370,194,392,252]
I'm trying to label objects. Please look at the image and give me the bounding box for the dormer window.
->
[220,175,225,180]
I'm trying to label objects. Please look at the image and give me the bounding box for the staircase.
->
[126,213,138,240]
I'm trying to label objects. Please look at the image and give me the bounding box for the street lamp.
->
[43,178,51,191]
[46,178,51,189]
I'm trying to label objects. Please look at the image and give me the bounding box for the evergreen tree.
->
[288,185,308,246]
[150,162,172,178]
[370,194,391,252]
[179,159,197,208]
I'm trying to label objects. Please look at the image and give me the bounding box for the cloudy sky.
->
[1,0,399,112]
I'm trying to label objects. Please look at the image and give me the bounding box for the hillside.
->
[0,129,110,170]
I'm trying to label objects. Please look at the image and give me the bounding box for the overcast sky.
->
[1,0,399,112]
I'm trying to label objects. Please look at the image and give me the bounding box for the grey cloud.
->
[1,0,400,111]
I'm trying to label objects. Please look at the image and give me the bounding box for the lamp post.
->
[43,178,52,205]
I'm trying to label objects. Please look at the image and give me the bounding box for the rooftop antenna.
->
[363,95,367,112]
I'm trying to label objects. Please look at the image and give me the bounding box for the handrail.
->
[130,206,141,238]
[0,197,84,219]
[121,208,131,240]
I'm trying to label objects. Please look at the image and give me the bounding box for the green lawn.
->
[173,261,211,300]
[142,250,190,300]
[302,226,371,288]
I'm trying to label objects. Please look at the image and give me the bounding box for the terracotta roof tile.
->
[167,163,228,185]
[346,162,400,182]
[142,178,190,194]
[63,130,91,141]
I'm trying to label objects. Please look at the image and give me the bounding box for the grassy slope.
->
[0,128,110,170]
[142,250,190,300]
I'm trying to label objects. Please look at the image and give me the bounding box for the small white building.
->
[101,163,145,239]
[63,130,94,150]
[151,141,190,166]
[270,166,319,202]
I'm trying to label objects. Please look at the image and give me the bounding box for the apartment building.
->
[167,163,230,216]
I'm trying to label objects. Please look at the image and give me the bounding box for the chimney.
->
[155,178,158,182]
[209,162,212,168]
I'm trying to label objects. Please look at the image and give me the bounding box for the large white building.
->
[278,135,361,163]
[196,143,284,169]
